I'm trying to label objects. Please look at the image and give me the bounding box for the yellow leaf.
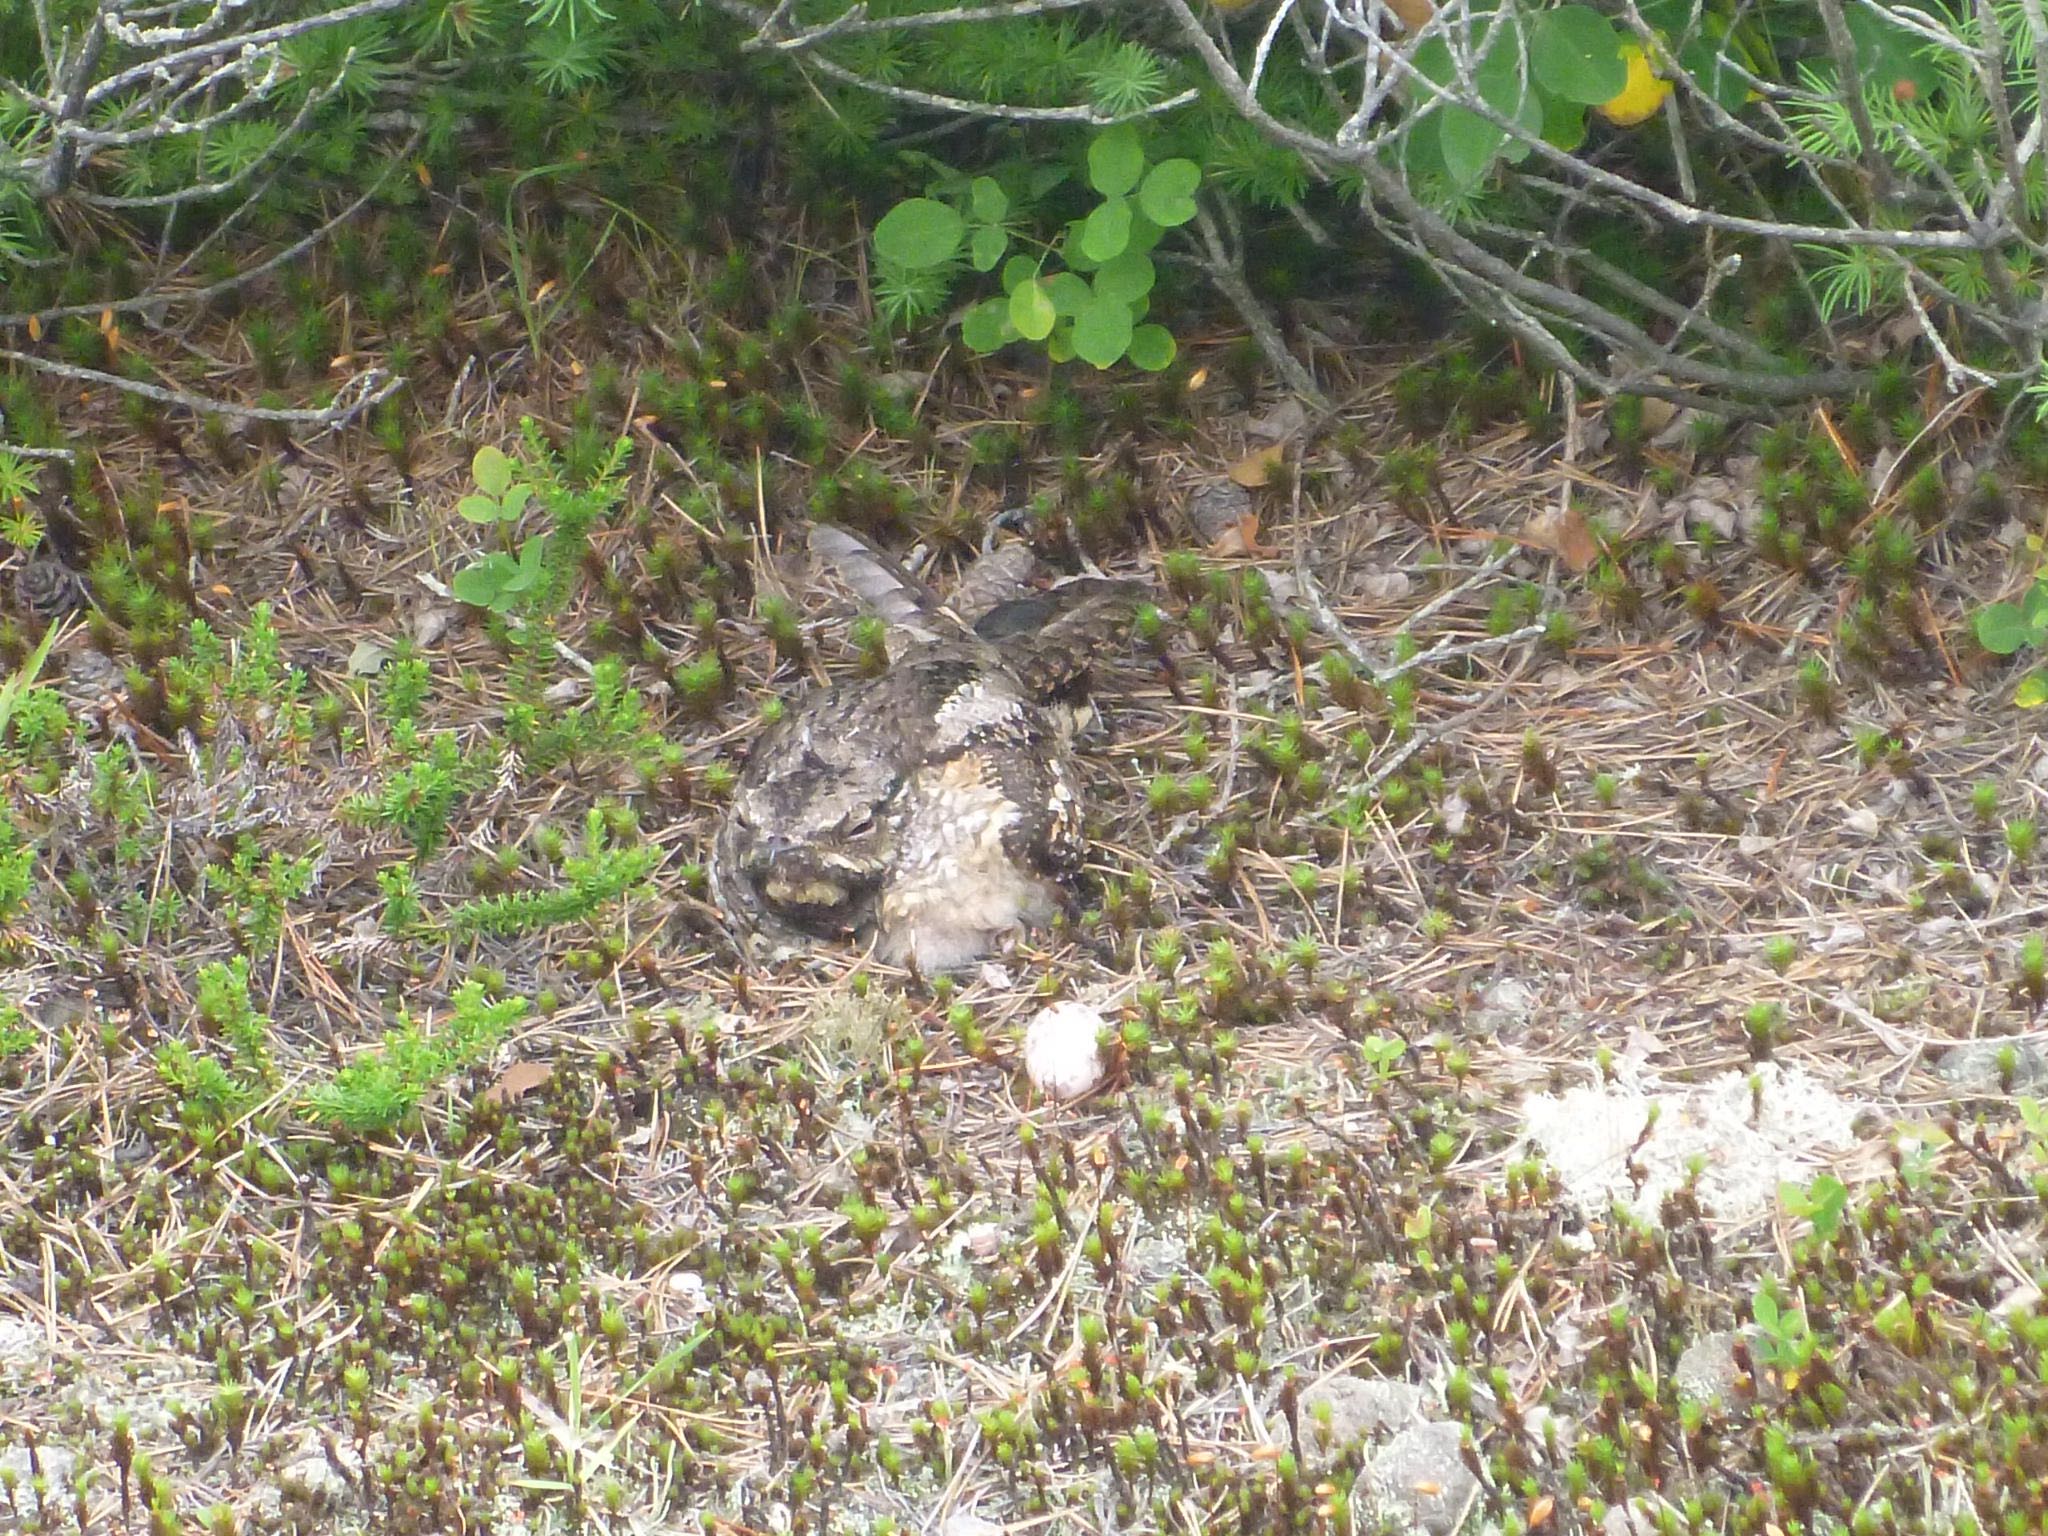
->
[1597,45,1673,127]
[1227,442,1286,487]
[26,314,40,343]
[2016,671,2048,709]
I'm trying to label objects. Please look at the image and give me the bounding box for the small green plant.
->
[872,123,1197,372]
[450,427,630,616]
[155,958,276,1126]
[1976,569,2048,707]
[304,980,528,1133]
[1749,1274,1818,1377]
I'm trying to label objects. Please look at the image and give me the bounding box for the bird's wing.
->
[806,524,966,648]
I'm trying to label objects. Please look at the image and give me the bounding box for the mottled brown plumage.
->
[713,531,1141,970]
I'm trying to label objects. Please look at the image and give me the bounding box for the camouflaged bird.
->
[713,526,1143,972]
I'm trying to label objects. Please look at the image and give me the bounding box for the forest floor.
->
[3,219,2047,1536]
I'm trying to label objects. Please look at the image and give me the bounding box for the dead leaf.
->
[347,638,392,677]
[1637,396,1678,436]
[1245,397,1307,442]
[1208,513,1270,557]
[1358,570,1414,602]
[482,1060,552,1107]
[411,605,457,647]
[1524,504,1600,573]
[1227,443,1287,488]
[1385,0,1433,28]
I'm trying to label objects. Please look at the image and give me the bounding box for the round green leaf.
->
[874,198,965,270]
[1137,159,1201,227]
[1071,294,1134,369]
[1087,125,1145,197]
[970,225,1008,273]
[1678,37,1750,114]
[1062,217,1101,273]
[1978,602,2033,656]
[961,297,1014,354]
[1045,272,1093,316]
[452,553,518,608]
[2018,671,2048,709]
[1046,323,1077,365]
[1127,324,1175,372]
[1542,93,1588,153]
[1081,196,1133,264]
[457,494,504,524]
[1440,104,1507,187]
[1010,278,1057,342]
[1124,211,1164,257]
[1001,254,1039,293]
[1530,6,1628,104]
[473,445,514,498]
[970,176,1008,223]
[1093,250,1156,305]
[1474,27,1531,122]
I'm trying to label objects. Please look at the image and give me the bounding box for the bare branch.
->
[0,345,403,428]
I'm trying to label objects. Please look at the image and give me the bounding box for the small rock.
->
[1367,1421,1479,1536]
[1297,1376,1427,1468]
[939,1513,1004,1536]
[1023,1000,1109,1101]
[1844,806,1882,838]
[1673,1330,1744,1409]
[1186,481,1253,545]
[281,1450,350,1507]
[1935,1039,2048,1094]
[960,1222,1004,1261]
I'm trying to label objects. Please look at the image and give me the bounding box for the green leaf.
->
[1542,92,1588,152]
[1440,105,1507,188]
[499,484,531,520]
[961,297,1014,354]
[1678,36,1750,113]
[1978,601,2033,656]
[1071,294,1134,368]
[1087,124,1145,197]
[2018,671,2048,709]
[874,198,965,269]
[1010,278,1057,342]
[473,445,514,498]
[1002,254,1039,292]
[1046,323,1077,365]
[1137,159,1200,227]
[1081,196,1133,264]
[1843,5,1941,102]
[969,176,1008,223]
[1093,250,1156,305]
[1127,324,1175,372]
[970,225,1008,273]
[452,554,518,609]
[1045,272,1093,316]
[457,494,504,524]
[1530,6,1628,104]
[1062,218,1102,273]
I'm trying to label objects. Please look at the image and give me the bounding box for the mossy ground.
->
[3,210,2048,1536]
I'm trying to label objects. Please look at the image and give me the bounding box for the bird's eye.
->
[843,811,875,837]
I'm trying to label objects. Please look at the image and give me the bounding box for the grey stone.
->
[1297,1375,1427,1468]
[1935,1039,2048,1094]
[1367,1421,1480,1536]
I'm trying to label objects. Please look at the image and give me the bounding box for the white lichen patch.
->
[1519,1060,1864,1227]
